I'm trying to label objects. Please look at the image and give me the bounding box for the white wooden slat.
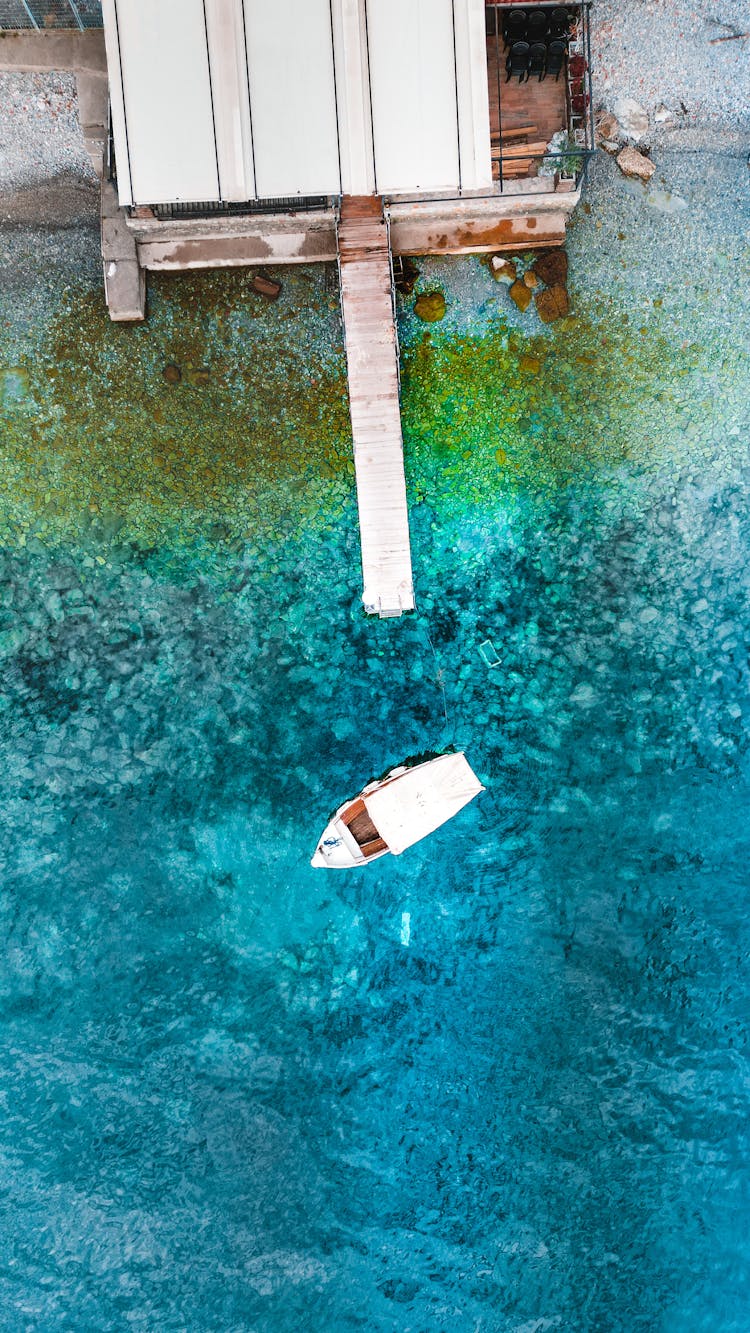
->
[366,0,460,193]
[101,0,132,205]
[453,0,493,189]
[243,0,340,198]
[205,0,255,201]
[112,0,220,205]
[330,0,376,195]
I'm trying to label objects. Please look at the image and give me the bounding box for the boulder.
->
[613,96,649,141]
[509,280,532,312]
[523,270,539,289]
[596,112,621,143]
[616,145,656,182]
[490,255,517,284]
[532,249,568,287]
[414,290,446,322]
[535,284,569,323]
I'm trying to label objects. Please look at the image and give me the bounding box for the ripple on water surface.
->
[0,153,749,1331]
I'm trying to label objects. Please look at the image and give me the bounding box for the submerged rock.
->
[490,255,517,284]
[532,249,568,287]
[395,258,420,295]
[509,280,532,312]
[414,291,446,322]
[535,284,569,323]
[617,146,656,182]
[162,363,181,384]
[644,188,688,214]
[519,354,542,374]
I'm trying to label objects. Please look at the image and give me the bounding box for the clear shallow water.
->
[1,153,749,1330]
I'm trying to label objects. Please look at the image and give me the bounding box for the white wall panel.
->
[453,0,492,190]
[113,0,220,205]
[205,0,255,200]
[101,0,132,205]
[243,0,340,198]
[330,0,375,195]
[366,0,459,193]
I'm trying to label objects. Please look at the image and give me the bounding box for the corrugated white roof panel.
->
[243,0,340,198]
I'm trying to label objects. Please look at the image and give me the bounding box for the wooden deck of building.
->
[337,196,415,618]
[486,33,568,177]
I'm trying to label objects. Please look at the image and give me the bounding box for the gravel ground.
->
[591,0,750,139]
[0,71,95,195]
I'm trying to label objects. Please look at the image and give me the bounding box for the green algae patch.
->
[0,267,353,556]
[400,302,705,512]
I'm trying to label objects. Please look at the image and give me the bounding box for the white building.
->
[99,0,593,313]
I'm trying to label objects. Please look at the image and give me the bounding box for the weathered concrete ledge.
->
[388,190,579,255]
[131,212,340,271]
[0,29,106,73]
[127,188,580,274]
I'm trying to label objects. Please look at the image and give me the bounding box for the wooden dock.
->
[337,196,415,617]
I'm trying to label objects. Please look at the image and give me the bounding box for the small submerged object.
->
[311,753,485,869]
[643,187,688,214]
[1,367,30,406]
[479,638,501,668]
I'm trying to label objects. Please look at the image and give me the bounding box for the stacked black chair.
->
[526,9,549,41]
[503,8,528,47]
[527,41,547,79]
[549,7,570,39]
[546,39,567,80]
[505,40,530,81]
[501,6,572,80]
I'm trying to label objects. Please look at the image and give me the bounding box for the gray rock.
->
[613,96,649,141]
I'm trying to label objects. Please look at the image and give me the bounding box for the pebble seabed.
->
[1,151,749,1331]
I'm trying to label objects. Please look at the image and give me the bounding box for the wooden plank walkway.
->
[338,195,415,617]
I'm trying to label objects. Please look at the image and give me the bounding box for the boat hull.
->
[310,754,484,870]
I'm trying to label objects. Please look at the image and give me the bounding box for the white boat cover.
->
[363,753,484,856]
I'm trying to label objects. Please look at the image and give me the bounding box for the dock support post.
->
[101,177,145,322]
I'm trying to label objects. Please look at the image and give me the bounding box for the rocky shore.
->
[592,0,750,149]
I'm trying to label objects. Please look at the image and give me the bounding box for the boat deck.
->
[343,799,388,857]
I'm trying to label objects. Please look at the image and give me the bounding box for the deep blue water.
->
[1,152,749,1330]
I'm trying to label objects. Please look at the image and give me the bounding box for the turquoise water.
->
[1,153,749,1330]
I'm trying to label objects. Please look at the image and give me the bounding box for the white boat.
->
[311,752,485,869]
